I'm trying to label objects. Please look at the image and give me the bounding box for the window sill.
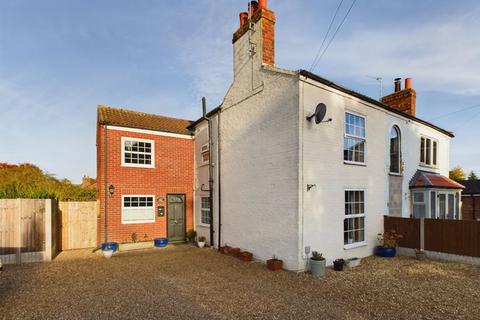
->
[198,223,210,228]
[344,241,367,250]
[122,219,155,225]
[121,164,155,169]
[389,172,402,177]
[419,164,438,170]
[344,161,366,167]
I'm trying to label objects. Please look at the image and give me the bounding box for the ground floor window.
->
[201,197,210,225]
[344,190,365,247]
[122,195,155,224]
[412,189,460,219]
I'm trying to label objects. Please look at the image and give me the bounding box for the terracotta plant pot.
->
[229,247,241,256]
[220,246,231,254]
[267,258,283,271]
[239,251,253,262]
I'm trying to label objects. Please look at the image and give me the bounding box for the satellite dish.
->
[306,103,332,124]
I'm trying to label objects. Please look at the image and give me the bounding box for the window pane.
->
[433,141,437,166]
[447,194,454,219]
[426,139,431,165]
[430,192,436,218]
[413,192,424,203]
[124,139,153,166]
[420,138,425,163]
[390,127,400,173]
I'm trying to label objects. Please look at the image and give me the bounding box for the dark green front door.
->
[167,194,185,242]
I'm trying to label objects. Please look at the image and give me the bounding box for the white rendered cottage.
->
[189,1,462,271]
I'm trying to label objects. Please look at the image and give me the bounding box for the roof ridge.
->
[98,105,193,123]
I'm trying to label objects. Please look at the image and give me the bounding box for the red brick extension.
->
[96,125,194,245]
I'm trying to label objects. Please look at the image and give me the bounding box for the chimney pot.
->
[405,77,412,89]
[258,0,267,9]
[239,12,248,27]
[394,78,402,92]
[250,1,259,17]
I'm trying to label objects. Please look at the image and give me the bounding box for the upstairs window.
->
[121,137,155,168]
[420,136,438,167]
[390,126,401,173]
[344,112,366,164]
[201,143,209,165]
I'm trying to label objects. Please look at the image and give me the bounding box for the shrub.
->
[186,229,197,243]
[311,251,325,261]
[198,236,206,242]
[377,229,403,248]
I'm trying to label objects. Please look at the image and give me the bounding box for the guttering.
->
[202,98,215,247]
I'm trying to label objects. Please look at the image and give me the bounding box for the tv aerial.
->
[306,103,332,124]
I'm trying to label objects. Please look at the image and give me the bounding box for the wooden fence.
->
[385,216,480,258]
[0,199,58,264]
[59,201,98,250]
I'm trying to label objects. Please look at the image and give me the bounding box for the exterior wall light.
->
[108,184,115,196]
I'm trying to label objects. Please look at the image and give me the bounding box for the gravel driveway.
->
[1,245,479,319]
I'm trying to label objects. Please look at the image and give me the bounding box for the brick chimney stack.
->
[232,0,275,66]
[381,77,416,116]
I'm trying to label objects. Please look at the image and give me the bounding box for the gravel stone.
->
[1,245,479,319]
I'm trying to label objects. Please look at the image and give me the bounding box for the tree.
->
[449,166,465,181]
[468,171,479,181]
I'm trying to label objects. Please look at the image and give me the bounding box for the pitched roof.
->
[409,170,465,189]
[457,180,480,195]
[97,105,193,135]
[298,70,454,138]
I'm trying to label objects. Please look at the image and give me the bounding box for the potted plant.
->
[267,256,283,271]
[101,242,118,259]
[333,258,345,271]
[186,229,197,244]
[239,251,253,262]
[229,247,241,256]
[219,245,231,254]
[198,236,206,248]
[375,229,402,257]
[310,251,326,277]
[346,257,361,268]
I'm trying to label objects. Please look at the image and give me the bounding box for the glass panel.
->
[413,192,424,203]
[447,194,454,219]
[433,141,438,166]
[420,137,425,163]
[413,204,426,218]
[425,139,431,165]
[438,194,446,219]
[390,127,400,173]
[455,193,460,219]
[430,192,436,218]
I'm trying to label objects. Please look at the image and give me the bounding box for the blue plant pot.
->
[154,238,169,247]
[375,246,396,257]
[101,242,119,252]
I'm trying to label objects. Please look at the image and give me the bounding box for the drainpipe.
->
[203,97,214,247]
[103,124,108,244]
[217,111,222,250]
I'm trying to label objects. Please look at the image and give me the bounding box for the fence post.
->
[15,199,21,264]
[420,218,425,251]
[44,199,52,261]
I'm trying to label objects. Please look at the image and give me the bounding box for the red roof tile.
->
[410,171,465,189]
[97,105,193,135]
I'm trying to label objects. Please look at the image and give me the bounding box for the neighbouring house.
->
[188,1,463,270]
[459,180,480,221]
[96,106,194,245]
[81,175,96,188]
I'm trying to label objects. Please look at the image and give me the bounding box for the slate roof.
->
[97,105,193,135]
[409,170,465,189]
[457,180,480,195]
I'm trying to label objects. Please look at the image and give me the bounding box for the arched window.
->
[390,126,401,173]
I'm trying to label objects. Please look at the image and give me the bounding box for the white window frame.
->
[200,196,210,226]
[344,111,367,165]
[389,126,401,174]
[412,191,427,218]
[201,143,209,165]
[121,195,155,224]
[344,189,367,249]
[121,137,155,168]
[420,136,438,168]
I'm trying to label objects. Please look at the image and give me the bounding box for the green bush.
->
[0,163,96,201]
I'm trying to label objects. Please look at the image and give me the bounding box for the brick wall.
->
[462,195,480,221]
[97,125,194,245]
[381,88,416,116]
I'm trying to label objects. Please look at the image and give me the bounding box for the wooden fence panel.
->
[384,216,420,249]
[424,219,480,257]
[59,201,97,250]
[0,199,18,257]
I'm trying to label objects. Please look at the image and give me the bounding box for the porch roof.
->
[409,170,465,190]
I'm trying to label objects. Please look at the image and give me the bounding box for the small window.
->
[201,143,209,165]
[420,136,438,167]
[122,137,155,168]
[344,113,366,164]
[344,190,365,247]
[201,197,210,225]
[122,195,155,224]
[430,191,437,218]
[412,191,426,218]
[389,126,401,173]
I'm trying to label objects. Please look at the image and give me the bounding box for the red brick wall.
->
[97,125,194,245]
[462,195,480,221]
[380,88,416,116]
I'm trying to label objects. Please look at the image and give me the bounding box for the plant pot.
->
[198,241,205,248]
[375,246,397,257]
[220,246,231,254]
[239,252,253,262]
[229,247,240,256]
[267,259,283,271]
[310,258,326,277]
[346,257,361,268]
[102,249,113,259]
[154,238,169,247]
[101,242,119,252]
[333,259,345,271]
